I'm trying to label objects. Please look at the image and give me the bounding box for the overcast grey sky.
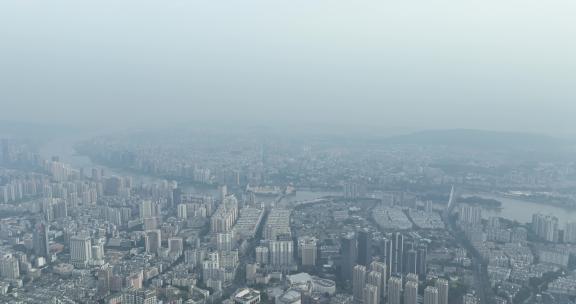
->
[1,0,575,134]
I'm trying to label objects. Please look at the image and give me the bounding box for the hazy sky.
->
[1,0,575,134]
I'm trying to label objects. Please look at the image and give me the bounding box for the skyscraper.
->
[404,249,417,275]
[417,243,428,278]
[341,233,358,282]
[33,222,50,259]
[381,237,393,279]
[387,276,403,304]
[404,281,418,304]
[357,230,372,266]
[353,265,367,303]
[436,279,449,304]
[392,232,404,274]
[424,286,439,304]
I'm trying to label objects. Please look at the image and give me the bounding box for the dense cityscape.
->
[0,129,575,304]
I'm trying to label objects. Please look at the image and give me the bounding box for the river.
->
[470,193,576,225]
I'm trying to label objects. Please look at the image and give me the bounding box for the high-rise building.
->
[168,237,184,255]
[406,273,419,283]
[353,265,367,303]
[363,284,379,304]
[564,222,576,243]
[145,230,162,254]
[98,264,113,294]
[139,200,153,220]
[269,239,294,268]
[123,288,157,304]
[369,261,387,300]
[255,246,269,265]
[366,271,382,301]
[436,279,449,304]
[459,205,482,225]
[387,276,402,304]
[216,232,233,251]
[298,236,317,267]
[70,235,93,267]
[532,214,559,242]
[0,255,20,279]
[341,233,358,282]
[392,233,404,274]
[404,249,417,274]
[417,243,428,278]
[357,230,372,266]
[462,293,480,304]
[381,237,393,279]
[177,203,187,219]
[404,281,418,304]
[424,286,439,304]
[343,182,360,199]
[33,222,50,259]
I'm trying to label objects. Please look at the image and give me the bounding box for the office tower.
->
[353,265,367,303]
[269,239,294,267]
[436,279,449,304]
[392,232,404,274]
[363,284,379,304]
[404,281,418,304]
[387,277,403,304]
[255,246,269,265]
[216,232,233,251]
[177,203,187,219]
[145,230,162,254]
[370,261,387,300]
[70,235,93,267]
[341,233,358,281]
[0,255,20,279]
[404,249,417,274]
[381,237,393,279]
[168,237,184,255]
[565,222,576,243]
[417,243,428,278]
[298,237,317,267]
[33,222,50,259]
[357,230,372,266]
[366,271,382,301]
[424,286,439,304]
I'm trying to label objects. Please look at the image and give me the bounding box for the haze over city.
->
[2,0,576,133]
[1,1,576,304]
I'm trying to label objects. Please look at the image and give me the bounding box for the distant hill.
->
[382,129,566,149]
